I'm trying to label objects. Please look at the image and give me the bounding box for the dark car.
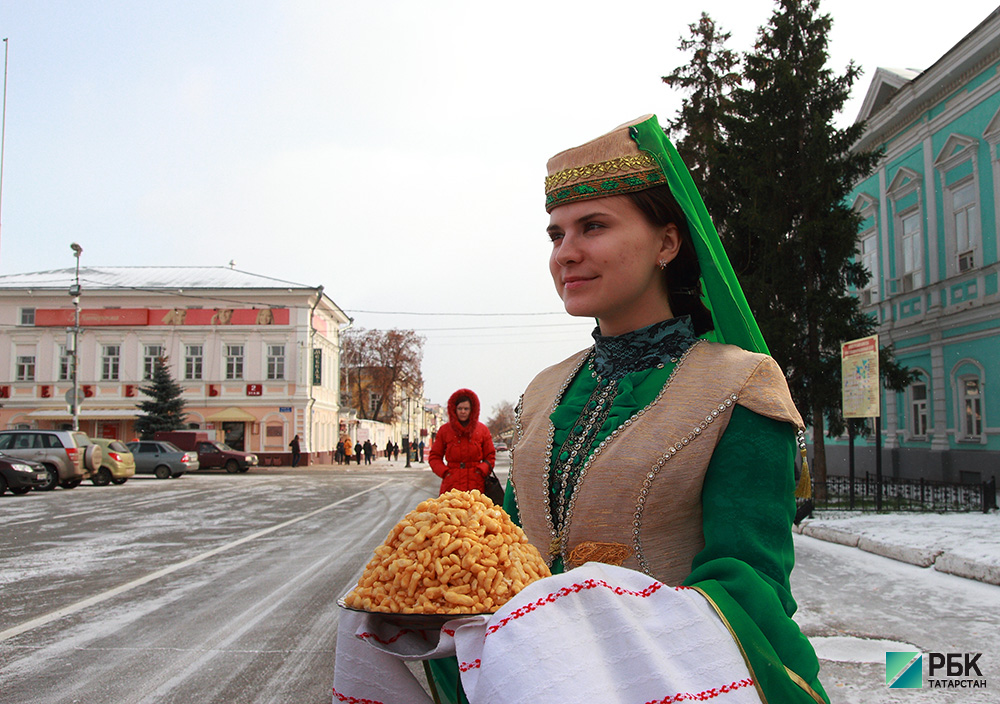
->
[0,452,49,495]
[126,441,199,479]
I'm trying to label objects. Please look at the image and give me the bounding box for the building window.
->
[859,230,879,305]
[19,308,35,326]
[266,344,285,380]
[102,345,121,381]
[910,381,928,438]
[58,345,71,381]
[959,377,982,441]
[369,391,381,416]
[951,181,979,272]
[185,345,203,381]
[16,355,36,381]
[898,211,923,291]
[144,344,165,380]
[225,344,244,380]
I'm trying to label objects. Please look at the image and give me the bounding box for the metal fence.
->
[810,475,997,513]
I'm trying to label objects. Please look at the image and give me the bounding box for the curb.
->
[794,521,999,586]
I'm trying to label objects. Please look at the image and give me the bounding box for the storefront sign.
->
[312,349,322,385]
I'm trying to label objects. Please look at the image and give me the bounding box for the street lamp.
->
[69,243,82,431]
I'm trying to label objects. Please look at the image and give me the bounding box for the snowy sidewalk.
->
[794,511,1000,586]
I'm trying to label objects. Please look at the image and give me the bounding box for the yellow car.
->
[91,438,136,486]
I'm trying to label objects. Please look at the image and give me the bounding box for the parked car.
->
[0,429,96,490]
[126,440,199,478]
[0,452,48,495]
[91,438,136,485]
[153,431,258,473]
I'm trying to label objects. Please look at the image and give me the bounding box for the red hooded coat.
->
[429,388,496,495]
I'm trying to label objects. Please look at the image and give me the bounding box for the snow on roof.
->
[0,266,320,292]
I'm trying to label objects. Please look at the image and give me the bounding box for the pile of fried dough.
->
[343,489,551,614]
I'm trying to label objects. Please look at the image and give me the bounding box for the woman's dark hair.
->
[626,185,714,335]
[454,395,471,407]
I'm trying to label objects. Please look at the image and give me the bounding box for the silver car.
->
[0,430,100,490]
[126,441,199,479]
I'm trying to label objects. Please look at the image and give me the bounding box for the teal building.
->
[840,9,1000,484]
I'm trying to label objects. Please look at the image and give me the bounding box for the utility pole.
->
[69,243,82,431]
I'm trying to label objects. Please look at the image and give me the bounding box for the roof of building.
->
[0,266,320,292]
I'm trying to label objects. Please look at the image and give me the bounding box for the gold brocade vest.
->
[510,341,803,587]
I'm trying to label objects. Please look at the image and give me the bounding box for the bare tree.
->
[485,400,516,439]
[341,328,425,422]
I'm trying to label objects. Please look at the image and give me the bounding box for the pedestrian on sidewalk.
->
[384,439,393,461]
[418,439,425,463]
[428,388,495,496]
[363,439,372,465]
[354,441,363,465]
[288,434,301,467]
[392,442,399,461]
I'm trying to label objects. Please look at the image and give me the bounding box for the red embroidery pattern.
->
[355,629,415,646]
[332,686,387,704]
[644,677,755,703]
[485,578,667,635]
[458,658,481,672]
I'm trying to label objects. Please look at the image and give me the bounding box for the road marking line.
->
[0,479,392,643]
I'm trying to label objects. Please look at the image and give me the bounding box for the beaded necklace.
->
[542,317,701,562]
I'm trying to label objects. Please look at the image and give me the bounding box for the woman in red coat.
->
[429,388,496,495]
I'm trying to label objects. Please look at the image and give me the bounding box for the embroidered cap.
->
[544,114,770,357]
[545,115,663,213]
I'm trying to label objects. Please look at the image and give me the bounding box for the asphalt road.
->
[3,458,997,704]
[0,463,446,704]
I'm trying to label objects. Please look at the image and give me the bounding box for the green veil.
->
[629,115,769,356]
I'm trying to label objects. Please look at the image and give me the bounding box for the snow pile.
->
[796,511,1000,585]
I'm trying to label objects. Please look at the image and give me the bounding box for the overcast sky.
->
[1,1,997,418]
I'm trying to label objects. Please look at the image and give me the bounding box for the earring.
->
[657,260,668,269]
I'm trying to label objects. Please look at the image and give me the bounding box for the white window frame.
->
[16,355,36,382]
[143,344,165,380]
[266,344,285,381]
[909,380,928,439]
[897,209,923,292]
[958,375,983,442]
[185,344,204,381]
[859,229,879,306]
[225,344,244,380]
[58,344,71,382]
[19,308,35,326]
[934,134,980,278]
[949,179,979,273]
[102,344,121,381]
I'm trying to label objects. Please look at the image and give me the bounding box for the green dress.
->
[432,318,828,704]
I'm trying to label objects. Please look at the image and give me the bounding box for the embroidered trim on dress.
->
[632,391,739,574]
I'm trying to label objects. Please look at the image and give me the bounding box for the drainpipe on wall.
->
[307,285,323,462]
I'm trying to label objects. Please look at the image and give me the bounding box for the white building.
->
[0,266,351,464]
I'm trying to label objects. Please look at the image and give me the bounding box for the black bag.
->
[482,470,505,505]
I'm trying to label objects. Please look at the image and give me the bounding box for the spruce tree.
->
[661,11,739,206]
[666,0,914,491]
[134,357,188,439]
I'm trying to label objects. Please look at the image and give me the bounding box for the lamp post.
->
[69,243,82,431]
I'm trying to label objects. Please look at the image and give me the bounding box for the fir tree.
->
[134,357,188,439]
[666,0,915,491]
[661,12,740,203]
